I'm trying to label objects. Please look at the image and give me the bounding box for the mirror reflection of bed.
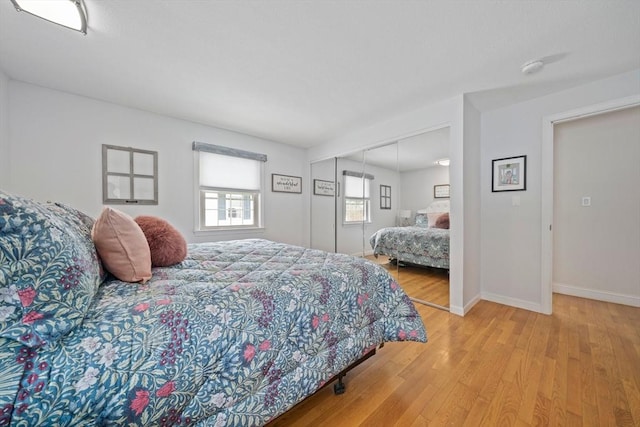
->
[309,127,451,310]
[360,128,450,310]
[368,199,450,310]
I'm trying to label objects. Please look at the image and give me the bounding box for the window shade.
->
[194,142,267,191]
[199,152,261,190]
[344,175,371,198]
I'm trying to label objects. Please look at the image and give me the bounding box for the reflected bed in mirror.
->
[369,199,450,311]
[369,200,450,271]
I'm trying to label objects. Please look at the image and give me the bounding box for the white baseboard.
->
[481,291,543,314]
[464,294,482,315]
[553,282,640,307]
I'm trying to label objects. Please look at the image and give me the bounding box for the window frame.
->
[193,142,267,232]
[198,187,260,230]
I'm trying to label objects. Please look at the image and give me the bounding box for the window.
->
[343,171,374,223]
[102,145,158,205]
[193,142,267,230]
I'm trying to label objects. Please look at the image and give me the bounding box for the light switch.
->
[512,195,520,206]
[581,196,591,207]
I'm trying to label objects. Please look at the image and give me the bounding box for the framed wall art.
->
[272,174,302,193]
[434,184,450,199]
[380,185,391,209]
[492,155,526,192]
[102,144,158,205]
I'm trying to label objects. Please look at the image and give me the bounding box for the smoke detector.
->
[521,60,544,75]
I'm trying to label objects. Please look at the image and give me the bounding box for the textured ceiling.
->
[0,1,638,148]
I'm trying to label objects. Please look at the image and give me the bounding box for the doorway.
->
[541,95,640,314]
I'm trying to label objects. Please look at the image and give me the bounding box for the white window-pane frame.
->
[199,188,259,229]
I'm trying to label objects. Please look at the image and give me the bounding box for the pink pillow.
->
[434,212,450,229]
[91,207,152,283]
[427,212,444,228]
[135,216,187,267]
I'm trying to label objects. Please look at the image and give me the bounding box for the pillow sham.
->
[0,191,103,348]
[92,207,152,283]
[427,212,445,228]
[434,212,450,229]
[134,215,187,267]
[414,213,429,228]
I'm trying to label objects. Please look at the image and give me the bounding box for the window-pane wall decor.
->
[102,144,158,205]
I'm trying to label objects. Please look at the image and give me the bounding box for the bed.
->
[0,191,426,426]
[369,200,450,270]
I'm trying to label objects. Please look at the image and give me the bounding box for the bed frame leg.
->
[333,374,346,395]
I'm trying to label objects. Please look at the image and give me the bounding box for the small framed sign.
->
[434,184,450,199]
[313,179,335,196]
[272,174,302,193]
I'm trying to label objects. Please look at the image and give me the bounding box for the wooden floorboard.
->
[367,255,450,308]
[267,265,640,426]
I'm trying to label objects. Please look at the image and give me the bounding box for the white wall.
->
[480,69,640,312]
[0,69,9,188]
[553,106,640,305]
[7,81,309,246]
[400,166,449,217]
[462,97,482,311]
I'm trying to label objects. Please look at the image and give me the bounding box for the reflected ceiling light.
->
[10,0,87,34]
[434,158,450,166]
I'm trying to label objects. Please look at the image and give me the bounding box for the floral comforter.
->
[1,238,426,426]
[370,226,450,270]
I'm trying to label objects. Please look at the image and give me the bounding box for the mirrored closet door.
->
[310,158,337,252]
[309,127,451,309]
[393,129,451,310]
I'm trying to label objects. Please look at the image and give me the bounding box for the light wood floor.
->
[267,267,640,426]
[368,255,450,308]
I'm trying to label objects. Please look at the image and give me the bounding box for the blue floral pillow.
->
[0,191,103,348]
[414,213,428,228]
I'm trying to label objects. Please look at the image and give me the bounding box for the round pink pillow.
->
[434,212,450,229]
[134,216,187,267]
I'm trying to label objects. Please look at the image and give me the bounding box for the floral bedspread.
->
[370,226,450,270]
[1,239,426,426]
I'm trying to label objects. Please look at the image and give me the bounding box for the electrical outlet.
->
[581,196,591,207]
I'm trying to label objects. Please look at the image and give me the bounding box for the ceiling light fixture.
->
[435,158,450,167]
[521,59,544,75]
[10,0,87,34]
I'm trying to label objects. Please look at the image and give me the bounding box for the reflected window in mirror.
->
[343,170,373,223]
